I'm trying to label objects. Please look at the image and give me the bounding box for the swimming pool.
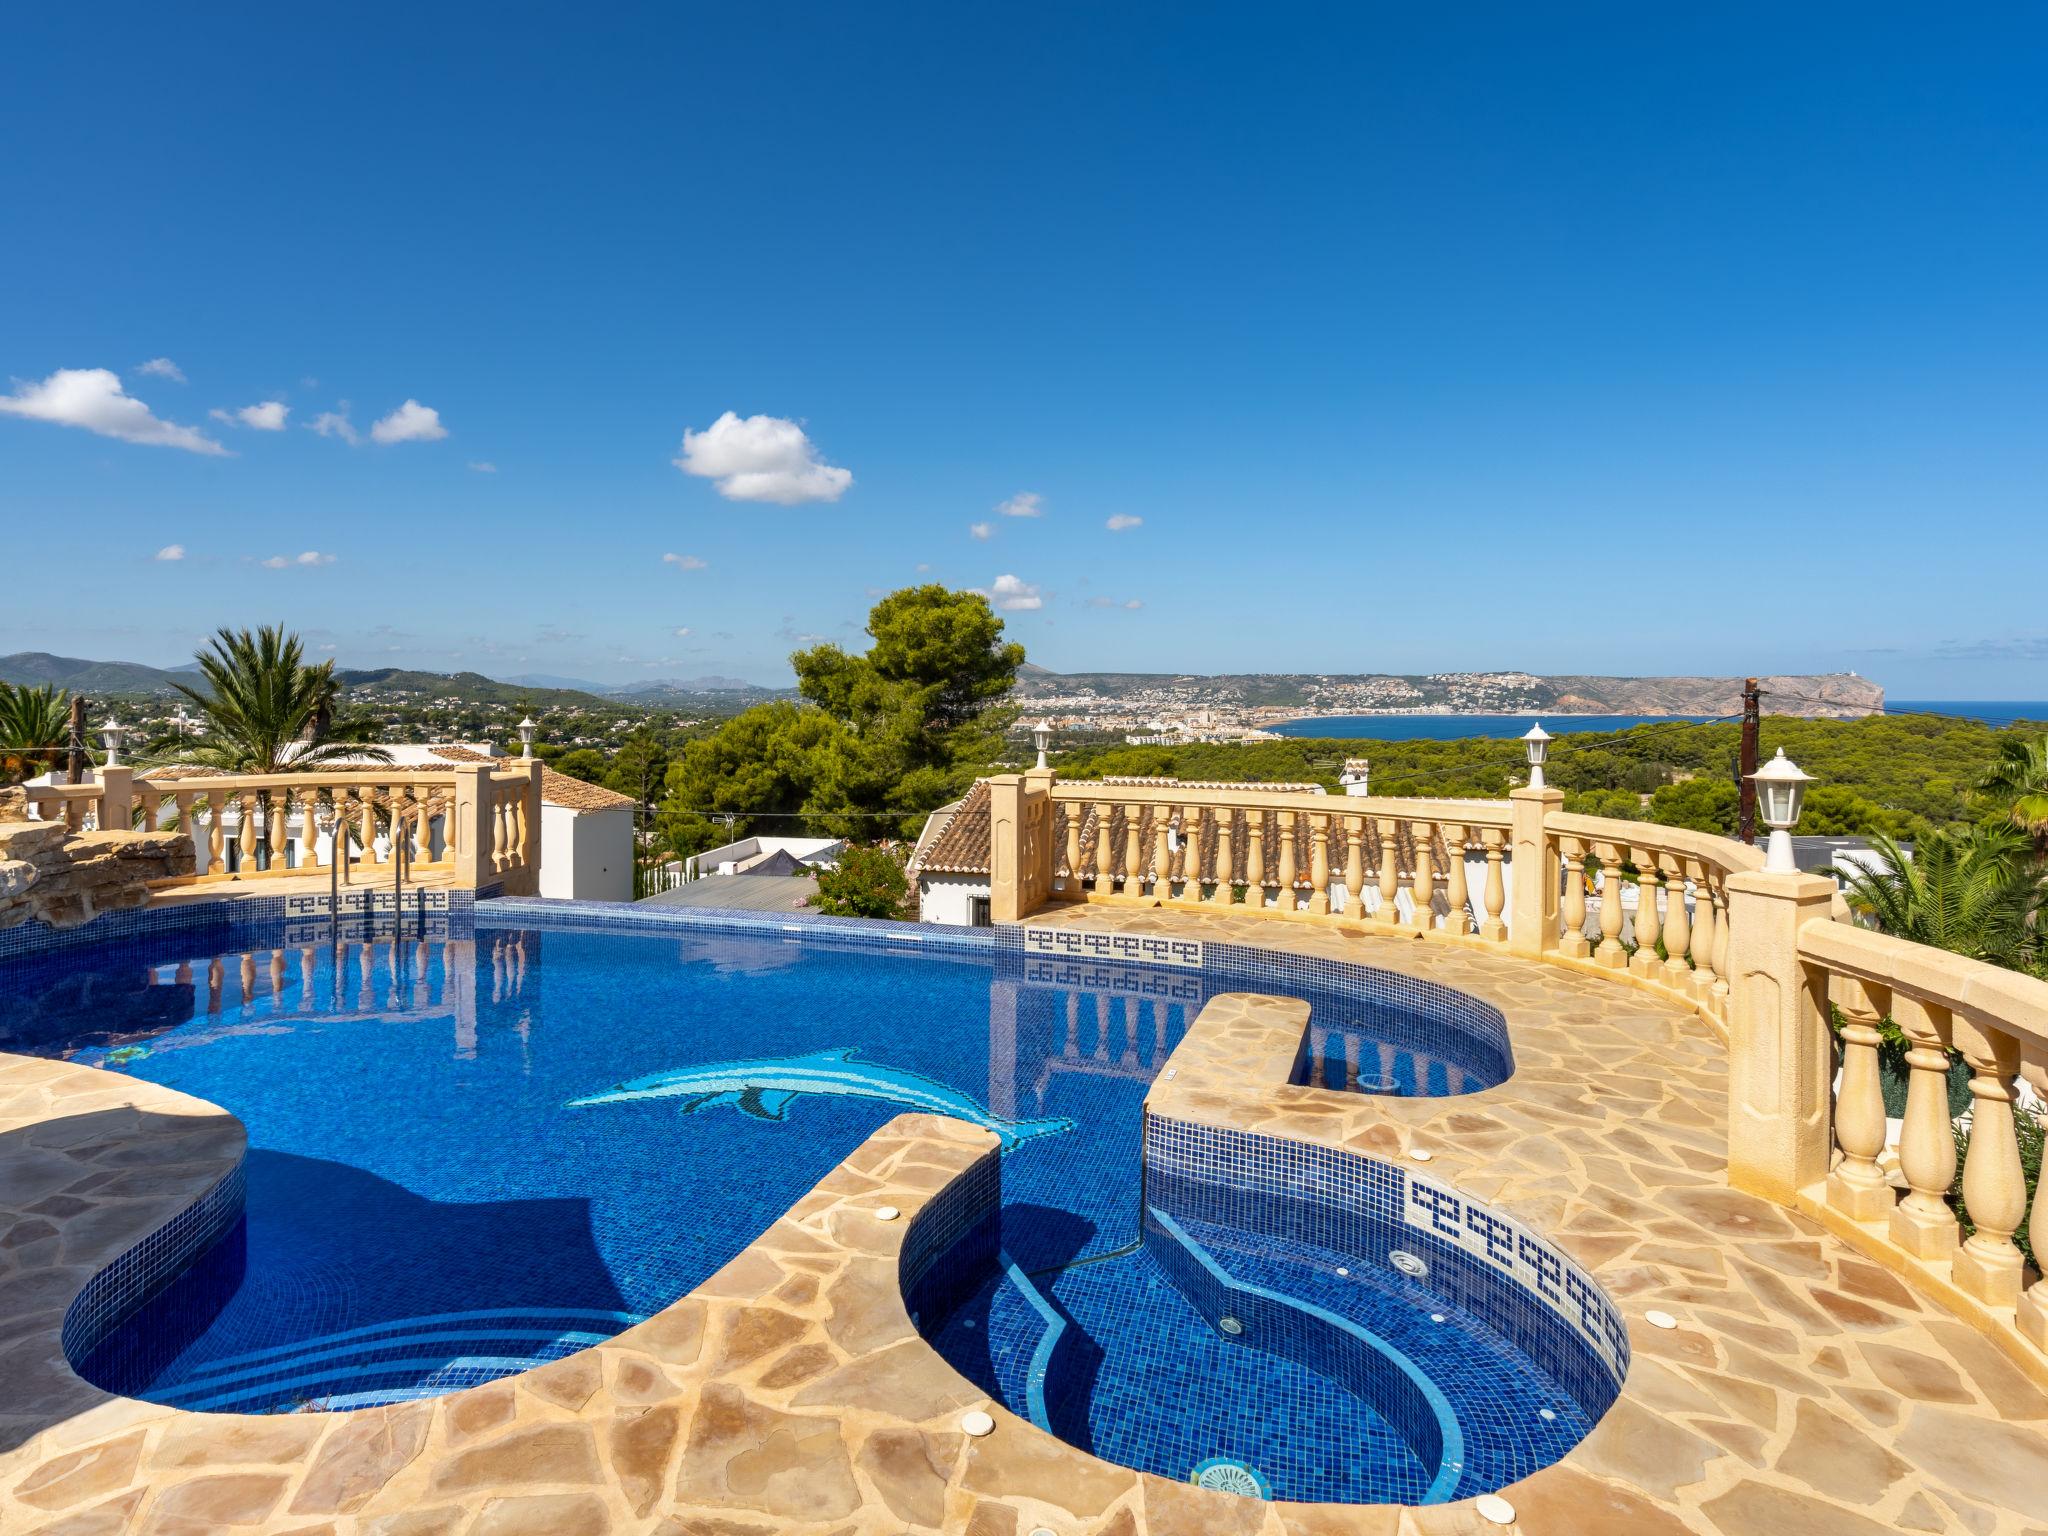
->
[0,903,1618,1505]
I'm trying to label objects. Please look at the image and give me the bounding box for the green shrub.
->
[813,844,910,920]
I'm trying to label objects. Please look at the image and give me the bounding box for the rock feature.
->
[0,814,193,931]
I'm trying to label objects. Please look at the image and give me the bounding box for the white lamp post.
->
[1521,723,1552,790]
[517,716,537,760]
[1749,748,1813,873]
[1031,720,1053,770]
[98,719,127,769]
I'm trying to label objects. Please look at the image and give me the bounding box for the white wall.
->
[539,804,633,901]
[919,872,991,926]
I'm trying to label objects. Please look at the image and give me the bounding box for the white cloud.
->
[307,408,360,446]
[468,460,497,473]
[370,399,448,444]
[673,626,694,638]
[0,368,227,455]
[997,491,1043,519]
[970,521,994,541]
[915,562,931,573]
[1089,595,1144,610]
[1106,513,1143,531]
[211,400,289,431]
[987,574,1043,611]
[662,552,709,570]
[155,543,186,562]
[136,357,186,383]
[674,411,851,504]
[259,550,337,569]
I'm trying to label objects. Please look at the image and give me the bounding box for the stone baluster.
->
[2026,1158,2048,1346]
[1593,844,1627,967]
[491,785,509,873]
[1478,830,1507,942]
[359,791,376,866]
[1341,818,1365,918]
[207,789,227,874]
[1376,818,1402,923]
[1630,853,1662,974]
[413,792,432,861]
[1658,855,1691,985]
[1178,807,1204,901]
[1298,815,1323,915]
[1276,812,1298,913]
[1558,839,1590,957]
[1091,805,1114,891]
[239,792,261,873]
[1151,809,1172,897]
[1442,825,1470,936]
[1688,866,1718,999]
[1826,976,1893,1223]
[1063,806,1081,891]
[270,786,290,872]
[1123,804,1144,893]
[1952,1025,2027,1306]
[1407,820,1434,929]
[1211,809,1235,906]
[1243,809,1267,911]
[1710,884,1733,1012]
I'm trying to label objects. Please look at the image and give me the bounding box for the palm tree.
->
[171,626,389,773]
[1981,735,2048,858]
[1831,827,2040,972]
[0,681,71,785]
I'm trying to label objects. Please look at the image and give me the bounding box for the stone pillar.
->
[450,764,492,890]
[1825,975,1894,1223]
[986,774,1026,923]
[1723,868,1837,1202]
[1507,786,1562,956]
[97,766,133,832]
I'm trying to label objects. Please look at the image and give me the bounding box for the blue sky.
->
[3,5,2044,697]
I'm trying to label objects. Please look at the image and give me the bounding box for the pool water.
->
[0,910,1512,1430]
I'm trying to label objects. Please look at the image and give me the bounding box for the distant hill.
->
[500,672,613,692]
[0,651,191,695]
[611,675,775,696]
[332,669,612,710]
[1013,669,1886,719]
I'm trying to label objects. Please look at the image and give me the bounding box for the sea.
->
[1268,701,2048,742]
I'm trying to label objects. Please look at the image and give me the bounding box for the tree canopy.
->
[655,586,1024,855]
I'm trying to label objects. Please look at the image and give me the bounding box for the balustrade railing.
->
[21,762,542,893]
[992,769,2048,1375]
[1798,920,2048,1347]
[1046,782,1516,935]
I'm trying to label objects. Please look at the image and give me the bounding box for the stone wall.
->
[0,809,196,931]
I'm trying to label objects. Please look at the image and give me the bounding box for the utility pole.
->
[1736,676,1760,844]
[66,696,88,784]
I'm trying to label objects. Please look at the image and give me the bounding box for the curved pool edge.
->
[1,902,1873,1535]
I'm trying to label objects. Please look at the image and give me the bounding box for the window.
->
[969,895,992,928]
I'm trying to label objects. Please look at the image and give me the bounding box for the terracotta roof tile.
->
[911,780,992,875]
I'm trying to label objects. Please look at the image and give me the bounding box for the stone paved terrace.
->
[4,905,2048,1535]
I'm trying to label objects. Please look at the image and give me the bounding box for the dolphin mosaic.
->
[566,1046,1074,1151]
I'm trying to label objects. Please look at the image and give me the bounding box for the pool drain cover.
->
[1389,1249,1429,1279]
[1191,1457,1272,1499]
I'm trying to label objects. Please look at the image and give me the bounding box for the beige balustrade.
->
[42,767,546,890]
[1797,918,2048,1349]
[992,772,2048,1379]
[1042,782,1513,941]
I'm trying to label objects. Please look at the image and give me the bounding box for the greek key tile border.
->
[1021,924,1204,970]
[1404,1170,1629,1386]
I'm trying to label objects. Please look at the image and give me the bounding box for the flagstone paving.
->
[3,904,2047,1535]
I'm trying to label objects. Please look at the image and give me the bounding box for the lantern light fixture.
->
[1522,723,1552,789]
[1749,748,1813,872]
